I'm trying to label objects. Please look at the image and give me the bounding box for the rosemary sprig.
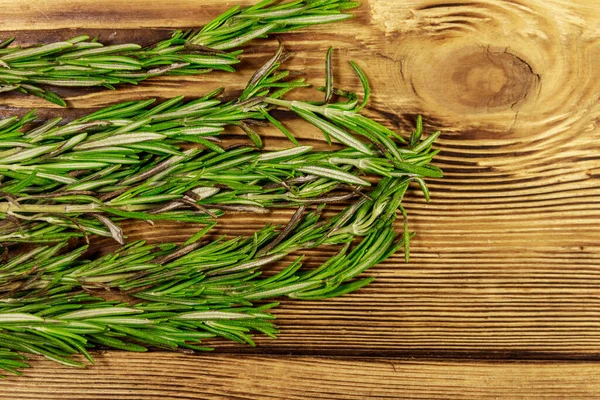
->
[1,178,406,296]
[0,0,358,105]
[0,50,441,243]
[0,291,272,370]
[0,135,437,243]
[0,179,407,374]
[0,53,302,152]
[264,57,443,174]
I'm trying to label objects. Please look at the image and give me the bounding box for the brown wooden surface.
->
[3,353,600,399]
[1,0,600,398]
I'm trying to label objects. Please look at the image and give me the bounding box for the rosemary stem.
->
[264,97,331,114]
[0,0,359,106]
[0,202,154,214]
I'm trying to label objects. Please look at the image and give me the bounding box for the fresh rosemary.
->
[0,178,409,375]
[0,50,441,243]
[0,0,358,106]
[0,8,444,376]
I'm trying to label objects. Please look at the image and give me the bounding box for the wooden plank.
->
[1,353,600,399]
[0,0,255,30]
[0,0,599,360]
[70,212,600,359]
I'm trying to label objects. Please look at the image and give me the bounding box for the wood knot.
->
[407,46,538,114]
[451,50,536,110]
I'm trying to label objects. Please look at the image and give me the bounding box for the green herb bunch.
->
[0,0,358,106]
[0,177,410,375]
[0,0,444,379]
[0,49,440,244]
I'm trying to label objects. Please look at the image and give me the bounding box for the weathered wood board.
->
[4,353,600,399]
[0,0,599,398]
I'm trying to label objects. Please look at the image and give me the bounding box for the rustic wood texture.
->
[1,0,600,397]
[3,353,600,400]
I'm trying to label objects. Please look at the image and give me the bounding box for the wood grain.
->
[2,353,600,399]
[1,0,600,394]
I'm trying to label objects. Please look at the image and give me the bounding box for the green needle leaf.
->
[298,166,371,186]
[1,42,73,62]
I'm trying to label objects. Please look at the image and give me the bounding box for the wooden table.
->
[1,0,599,398]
